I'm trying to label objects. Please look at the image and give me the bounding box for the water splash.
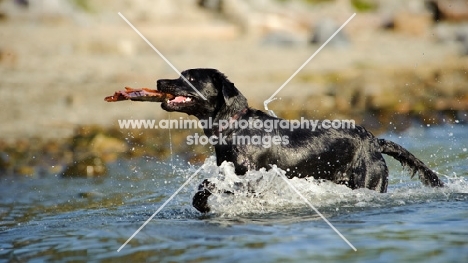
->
[194,156,468,217]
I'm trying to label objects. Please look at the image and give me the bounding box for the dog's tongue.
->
[172,96,187,102]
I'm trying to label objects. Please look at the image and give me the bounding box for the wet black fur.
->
[157,68,444,213]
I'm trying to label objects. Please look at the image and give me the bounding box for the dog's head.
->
[157,68,248,119]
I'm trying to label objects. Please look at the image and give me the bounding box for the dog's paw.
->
[193,179,215,213]
[192,189,211,213]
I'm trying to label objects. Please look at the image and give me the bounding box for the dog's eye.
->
[189,77,194,82]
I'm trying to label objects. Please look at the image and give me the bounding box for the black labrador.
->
[157,68,443,213]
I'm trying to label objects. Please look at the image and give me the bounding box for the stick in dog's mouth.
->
[104,87,175,102]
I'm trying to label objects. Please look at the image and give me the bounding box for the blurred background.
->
[1,2,468,262]
[0,0,467,176]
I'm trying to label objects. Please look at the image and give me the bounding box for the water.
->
[1,125,467,262]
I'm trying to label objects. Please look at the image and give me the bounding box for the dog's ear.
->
[213,70,247,107]
[221,81,241,106]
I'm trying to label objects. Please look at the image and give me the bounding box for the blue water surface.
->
[1,124,467,262]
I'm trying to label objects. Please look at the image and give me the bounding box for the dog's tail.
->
[377,139,444,187]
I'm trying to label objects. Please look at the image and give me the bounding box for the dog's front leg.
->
[193,189,212,213]
[192,179,215,213]
[193,179,236,213]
